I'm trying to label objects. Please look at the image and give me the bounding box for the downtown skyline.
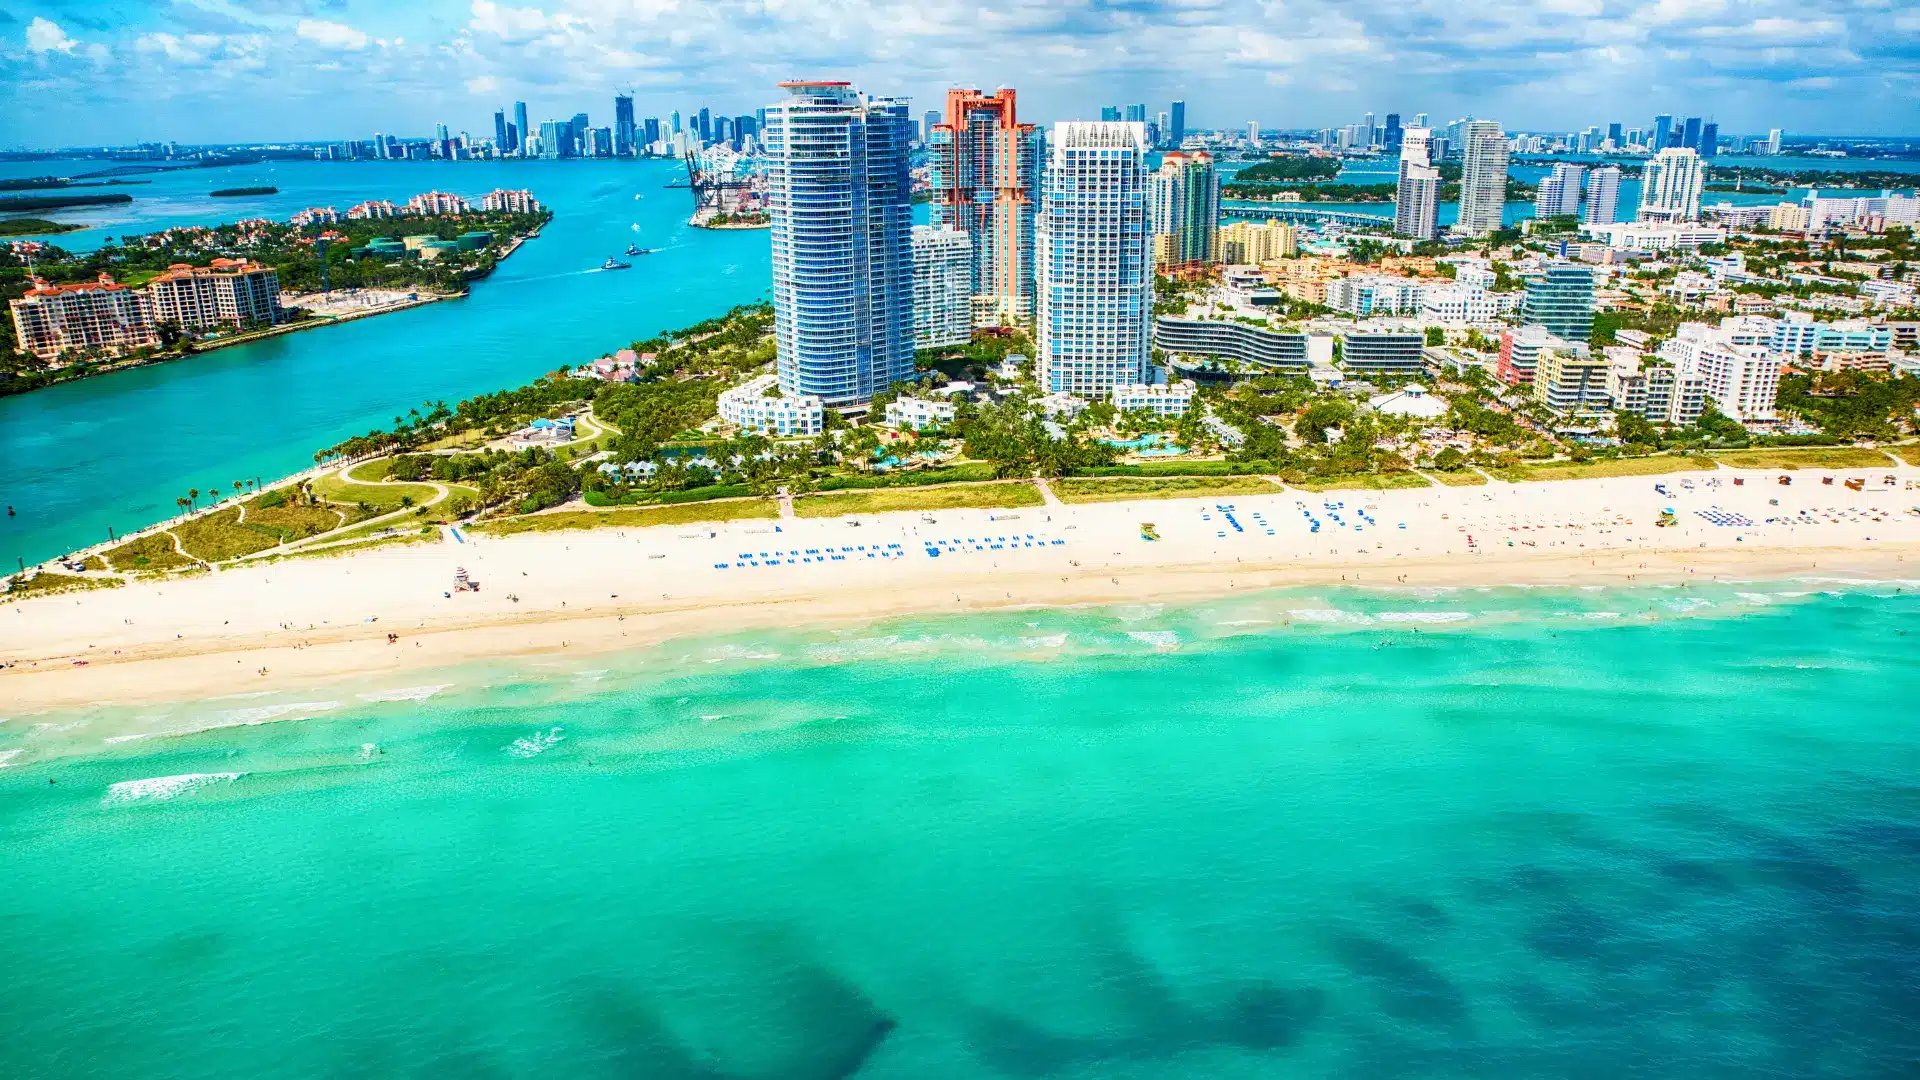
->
[3,0,1919,147]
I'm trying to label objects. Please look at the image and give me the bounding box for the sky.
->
[1,0,1916,147]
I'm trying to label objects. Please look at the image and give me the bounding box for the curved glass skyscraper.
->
[765,80,915,406]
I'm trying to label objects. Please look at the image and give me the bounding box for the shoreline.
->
[6,467,1918,712]
[0,226,538,401]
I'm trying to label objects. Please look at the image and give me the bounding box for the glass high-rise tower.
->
[1393,128,1440,241]
[1036,121,1153,397]
[1452,121,1510,238]
[1149,151,1220,270]
[929,87,1042,329]
[765,81,915,406]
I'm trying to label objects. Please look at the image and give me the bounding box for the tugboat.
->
[600,256,632,270]
[625,243,654,256]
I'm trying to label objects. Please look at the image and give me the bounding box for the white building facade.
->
[1036,121,1154,397]
[717,373,826,436]
[910,225,973,350]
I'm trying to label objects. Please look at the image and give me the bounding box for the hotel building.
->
[8,274,158,362]
[765,80,915,406]
[910,225,973,350]
[1149,151,1220,271]
[1452,121,1509,238]
[928,87,1043,329]
[145,259,285,330]
[1393,128,1440,242]
[1036,121,1154,397]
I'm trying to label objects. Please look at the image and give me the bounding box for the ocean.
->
[3,583,1917,1077]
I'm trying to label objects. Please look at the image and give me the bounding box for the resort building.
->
[1419,283,1519,325]
[1579,221,1726,251]
[1534,163,1586,219]
[883,395,957,431]
[1452,121,1510,238]
[928,87,1043,329]
[765,80,916,406]
[406,191,472,215]
[347,200,399,220]
[7,274,158,362]
[1521,262,1596,344]
[1218,220,1297,264]
[1110,379,1196,418]
[1325,275,1425,317]
[1532,347,1611,414]
[1149,151,1221,271]
[1583,166,1623,225]
[1393,128,1441,241]
[1498,325,1577,387]
[1658,324,1782,421]
[481,189,543,213]
[1036,121,1154,397]
[1368,383,1448,419]
[1153,316,1310,371]
[1637,148,1706,224]
[1037,391,1088,420]
[144,259,285,330]
[291,206,340,227]
[1608,358,1708,426]
[1338,328,1427,375]
[910,225,973,350]
[717,373,825,437]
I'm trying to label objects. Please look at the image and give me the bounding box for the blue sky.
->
[2,0,1915,146]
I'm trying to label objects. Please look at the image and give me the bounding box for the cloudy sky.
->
[2,0,1915,147]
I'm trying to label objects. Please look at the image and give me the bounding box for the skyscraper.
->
[1170,100,1186,147]
[1638,147,1705,223]
[911,225,973,350]
[614,95,636,157]
[923,109,940,144]
[670,110,682,134]
[1412,112,1428,128]
[1125,103,1146,123]
[643,116,661,151]
[513,102,529,155]
[1697,121,1718,160]
[1766,128,1783,155]
[929,87,1042,329]
[1522,263,1596,344]
[1036,121,1152,397]
[569,112,590,155]
[1651,114,1673,154]
[1247,121,1259,146]
[1393,128,1440,241]
[765,80,915,406]
[1361,111,1375,147]
[697,107,712,144]
[538,119,568,159]
[1149,152,1220,271]
[1534,163,1586,219]
[1681,116,1702,152]
[1453,121,1510,238]
[1384,113,1403,151]
[493,110,508,153]
[1606,122,1623,149]
[1583,166,1622,224]
[1100,106,1121,122]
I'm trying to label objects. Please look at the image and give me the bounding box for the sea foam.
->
[1377,611,1471,624]
[103,772,243,805]
[507,727,566,758]
[356,685,450,703]
[0,749,22,768]
[1126,630,1180,648]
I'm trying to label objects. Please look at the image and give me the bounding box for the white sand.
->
[5,467,1918,710]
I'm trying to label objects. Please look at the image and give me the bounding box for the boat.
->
[624,244,654,256]
[600,257,632,270]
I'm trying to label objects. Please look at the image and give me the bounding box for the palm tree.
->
[176,497,190,515]
[187,488,199,508]
[233,481,244,497]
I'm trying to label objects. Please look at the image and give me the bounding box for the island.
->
[2,189,550,397]
[210,186,278,198]
[0,192,134,213]
[0,218,85,237]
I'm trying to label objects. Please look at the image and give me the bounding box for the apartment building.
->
[144,259,285,330]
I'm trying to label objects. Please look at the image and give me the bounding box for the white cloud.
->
[26,17,78,54]
[466,74,500,93]
[297,19,370,50]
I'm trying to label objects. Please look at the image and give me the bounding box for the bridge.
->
[1220,202,1393,228]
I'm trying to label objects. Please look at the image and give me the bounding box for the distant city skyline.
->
[2,1,1917,147]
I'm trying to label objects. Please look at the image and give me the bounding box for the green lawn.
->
[1709,447,1899,470]
[1487,455,1716,483]
[1892,444,1920,467]
[101,531,193,573]
[1292,472,1434,492]
[311,470,440,512]
[475,499,778,536]
[242,500,347,542]
[794,483,1043,517]
[1053,475,1280,504]
[1427,469,1490,486]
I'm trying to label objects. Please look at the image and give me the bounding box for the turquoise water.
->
[3,583,1918,1077]
[0,160,772,567]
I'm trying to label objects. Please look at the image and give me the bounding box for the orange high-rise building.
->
[929,88,1042,329]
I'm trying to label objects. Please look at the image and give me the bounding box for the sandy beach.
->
[6,466,1918,712]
